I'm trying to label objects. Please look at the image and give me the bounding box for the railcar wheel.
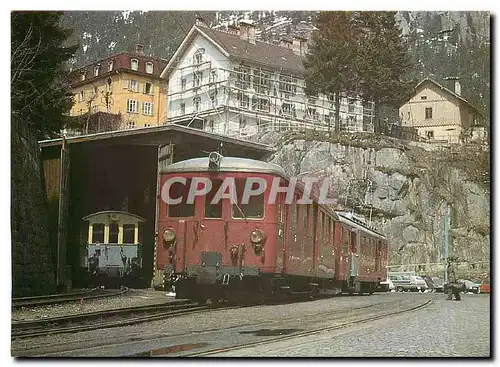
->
[196,297,208,306]
[397,286,404,292]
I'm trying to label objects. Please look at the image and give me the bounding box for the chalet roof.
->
[413,77,483,116]
[70,52,168,87]
[161,24,306,78]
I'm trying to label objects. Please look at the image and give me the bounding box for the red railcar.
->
[156,153,388,304]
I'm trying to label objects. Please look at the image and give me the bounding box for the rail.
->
[11,300,211,339]
[12,287,129,308]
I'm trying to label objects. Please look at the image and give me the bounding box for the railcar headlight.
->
[163,228,176,243]
[250,229,265,244]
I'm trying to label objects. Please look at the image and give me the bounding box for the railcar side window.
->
[205,179,222,218]
[343,228,349,253]
[109,222,119,243]
[168,178,195,217]
[232,178,264,219]
[123,224,135,244]
[92,223,105,243]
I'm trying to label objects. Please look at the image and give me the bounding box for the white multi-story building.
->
[161,19,375,139]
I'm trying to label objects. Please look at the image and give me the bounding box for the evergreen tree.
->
[11,11,78,139]
[304,11,414,133]
[355,12,415,126]
[303,11,360,133]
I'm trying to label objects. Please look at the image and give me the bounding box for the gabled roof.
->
[161,24,306,78]
[413,77,483,116]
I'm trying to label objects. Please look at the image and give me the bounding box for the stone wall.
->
[11,118,56,297]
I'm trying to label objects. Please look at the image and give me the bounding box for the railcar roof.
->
[337,212,386,239]
[82,211,146,222]
[161,156,287,176]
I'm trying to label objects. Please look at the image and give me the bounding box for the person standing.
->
[446,257,464,301]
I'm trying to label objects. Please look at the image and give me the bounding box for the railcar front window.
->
[123,224,135,244]
[92,223,105,243]
[168,179,195,217]
[109,223,119,244]
[232,178,264,219]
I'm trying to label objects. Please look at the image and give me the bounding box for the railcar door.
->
[349,230,360,277]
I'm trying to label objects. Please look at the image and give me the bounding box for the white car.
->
[410,276,428,292]
[378,278,395,292]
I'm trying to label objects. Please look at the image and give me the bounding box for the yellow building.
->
[70,45,168,131]
[399,78,484,144]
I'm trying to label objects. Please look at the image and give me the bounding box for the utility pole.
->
[444,204,450,283]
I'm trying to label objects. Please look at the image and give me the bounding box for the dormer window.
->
[193,49,205,65]
[108,61,114,72]
[94,65,100,77]
[131,58,139,71]
[146,61,154,74]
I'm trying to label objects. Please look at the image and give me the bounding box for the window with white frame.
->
[193,97,201,112]
[348,99,356,114]
[210,90,217,106]
[94,65,100,77]
[181,78,187,91]
[108,61,114,72]
[180,102,186,115]
[254,69,271,93]
[81,72,86,81]
[128,79,139,92]
[235,65,250,89]
[193,49,205,64]
[193,72,203,88]
[144,82,152,94]
[252,96,270,112]
[209,70,217,83]
[239,116,247,129]
[306,107,319,121]
[279,74,297,95]
[146,61,154,74]
[127,99,138,113]
[131,58,139,71]
[238,92,249,109]
[126,121,136,129]
[142,101,153,116]
[282,102,295,117]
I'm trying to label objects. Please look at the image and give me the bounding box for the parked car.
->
[480,279,490,294]
[377,278,395,292]
[390,275,427,292]
[458,279,481,294]
[423,276,445,292]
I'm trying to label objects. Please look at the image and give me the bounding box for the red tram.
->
[156,153,388,304]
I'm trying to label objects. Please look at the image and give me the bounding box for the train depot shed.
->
[39,124,274,290]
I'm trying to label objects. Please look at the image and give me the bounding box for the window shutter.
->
[123,79,129,89]
[151,103,154,116]
[142,83,146,94]
[150,84,154,95]
[126,99,130,111]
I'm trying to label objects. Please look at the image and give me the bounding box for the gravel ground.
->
[213,293,491,357]
[12,293,431,356]
[11,289,177,322]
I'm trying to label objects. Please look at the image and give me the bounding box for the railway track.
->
[12,287,129,308]
[184,298,434,357]
[11,300,208,339]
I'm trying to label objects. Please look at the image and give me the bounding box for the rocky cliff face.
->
[252,131,490,273]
